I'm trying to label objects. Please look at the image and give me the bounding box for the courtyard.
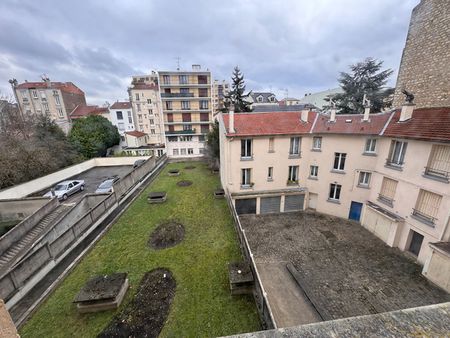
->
[240,211,450,327]
[19,162,260,337]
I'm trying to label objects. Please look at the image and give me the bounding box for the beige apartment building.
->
[128,75,165,156]
[11,78,86,133]
[212,79,230,115]
[219,105,450,270]
[157,66,213,158]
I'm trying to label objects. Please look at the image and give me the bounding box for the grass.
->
[20,161,260,338]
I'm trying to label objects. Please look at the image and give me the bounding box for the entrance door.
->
[235,198,256,215]
[308,193,318,210]
[349,201,363,221]
[408,231,424,256]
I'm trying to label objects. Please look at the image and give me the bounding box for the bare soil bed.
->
[148,222,185,250]
[98,268,176,338]
[176,180,193,187]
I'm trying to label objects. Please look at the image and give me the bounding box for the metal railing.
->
[161,93,194,98]
[424,167,449,181]
[412,208,437,226]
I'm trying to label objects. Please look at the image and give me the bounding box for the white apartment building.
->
[109,101,135,147]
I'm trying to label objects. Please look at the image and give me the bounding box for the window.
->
[268,167,273,180]
[200,113,209,121]
[116,111,123,120]
[199,148,205,154]
[181,148,187,155]
[148,109,153,115]
[183,124,192,131]
[188,148,194,155]
[43,103,49,112]
[425,145,450,181]
[173,148,179,155]
[57,108,64,118]
[179,75,188,84]
[387,140,407,167]
[378,177,398,206]
[199,88,208,97]
[181,101,190,110]
[257,96,263,102]
[198,75,208,84]
[241,168,251,187]
[329,184,342,201]
[288,165,299,183]
[180,88,189,94]
[40,91,46,101]
[358,171,371,187]
[182,113,191,122]
[167,113,173,122]
[289,137,301,156]
[310,165,318,178]
[151,129,155,134]
[198,135,206,142]
[241,139,252,158]
[128,111,132,123]
[54,95,61,105]
[413,189,442,225]
[118,123,125,131]
[138,114,143,120]
[312,137,322,150]
[150,119,155,125]
[137,103,141,112]
[364,138,377,153]
[200,100,209,109]
[163,75,170,84]
[139,124,144,131]
[147,99,152,104]
[135,93,139,101]
[269,137,274,152]
[180,136,193,141]
[32,90,38,99]
[165,101,172,110]
[333,153,346,171]
[168,136,177,142]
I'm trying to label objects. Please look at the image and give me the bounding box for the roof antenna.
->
[175,56,180,71]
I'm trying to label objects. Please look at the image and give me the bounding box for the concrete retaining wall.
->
[0,198,50,222]
[0,156,150,200]
[0,198,58,257]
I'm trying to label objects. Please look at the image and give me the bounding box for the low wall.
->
[0,198,50,222]
[0,156,150,200]
[0,198,58,257]
[423,243,450,293]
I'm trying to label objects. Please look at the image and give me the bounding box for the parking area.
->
[34,165,133,203]
[239,211,450,328]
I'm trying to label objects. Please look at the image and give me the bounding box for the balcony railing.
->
[165,129,196,135]
[160,81,210,86]
[424,166,449,182]
[161,93,194,98]
[377,194,394,207]
[412,208,437,226]
[385,159,404,169]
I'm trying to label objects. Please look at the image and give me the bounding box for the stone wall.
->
[393,0,450,108]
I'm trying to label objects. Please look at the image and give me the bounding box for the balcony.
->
[411,208,436,227]
[161,92,194,98]
[377,194,393,207]
[160,81,210,87]
[165,129,196,135]
[423,167,449,183]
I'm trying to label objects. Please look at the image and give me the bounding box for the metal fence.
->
[225,194,277,330]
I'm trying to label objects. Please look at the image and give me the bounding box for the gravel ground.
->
[240,211,450,320]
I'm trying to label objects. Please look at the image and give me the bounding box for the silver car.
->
[43,180,85,201]
[95,176,120,194]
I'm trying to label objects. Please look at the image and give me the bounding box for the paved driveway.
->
[240,211,450,327]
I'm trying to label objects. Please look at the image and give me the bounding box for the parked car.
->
[43,180,85,201]
[133,159,146,168]
[95,176,120,194]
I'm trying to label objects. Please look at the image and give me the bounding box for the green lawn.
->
[20,162,260,338]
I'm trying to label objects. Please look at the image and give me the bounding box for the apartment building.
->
[219,104,450,268]
[212,79,230,114]
[248,92,278,107]
[11,78,86,133]
[157,65,213,158]
[108,101,134,146]
[69,104,109,120]
[128,75,165,156]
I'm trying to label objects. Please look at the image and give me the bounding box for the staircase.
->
[0,205,71,270]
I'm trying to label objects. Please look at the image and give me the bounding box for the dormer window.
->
[257,96,263,102]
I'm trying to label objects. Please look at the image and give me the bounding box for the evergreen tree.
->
[223,66,252,113]
[206,120,220,160]
[329,58,394,114]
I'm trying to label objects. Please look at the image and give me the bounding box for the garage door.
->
[260,196,281,214]
[362,207,392,243]
[284,194,305,212]
[235,198,256,215]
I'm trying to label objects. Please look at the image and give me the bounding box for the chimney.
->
[399,102,415,122]
[229,109,235,133]
[301,108,309,123]
[363,105,370,121]
[330,107,336,122]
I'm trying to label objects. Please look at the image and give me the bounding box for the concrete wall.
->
[393,0,450,108]
[0,197,50,222]
[423,245,450,292]
[0,156,149,200]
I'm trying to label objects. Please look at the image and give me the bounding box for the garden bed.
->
[149,222,185,250]
[177,180,193,187]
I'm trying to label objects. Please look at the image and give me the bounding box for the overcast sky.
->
[0,0,418,105]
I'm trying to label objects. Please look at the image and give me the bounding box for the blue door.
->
[349,201,363,221]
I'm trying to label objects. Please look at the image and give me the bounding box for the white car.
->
[95,176,120,194]
[43,180,85,201]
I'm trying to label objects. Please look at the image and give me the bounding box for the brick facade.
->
[393,0,450,108]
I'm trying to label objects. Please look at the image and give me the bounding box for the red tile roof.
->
[312,112,393,135]
[70,105,109,119]
[223,111,317,137]
[110,101,132,109]
[383,107,450,142]
[16,81,84,95]
[125,130,147,138]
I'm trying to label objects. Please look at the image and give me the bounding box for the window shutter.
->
[381,178,397,199]
[429,145,450,173]
[416,190,442,218]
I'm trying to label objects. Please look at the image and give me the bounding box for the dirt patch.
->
[98,268,176,338]
[149,222,185,250]
[184,165,196,170]
[176,180,192,187]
